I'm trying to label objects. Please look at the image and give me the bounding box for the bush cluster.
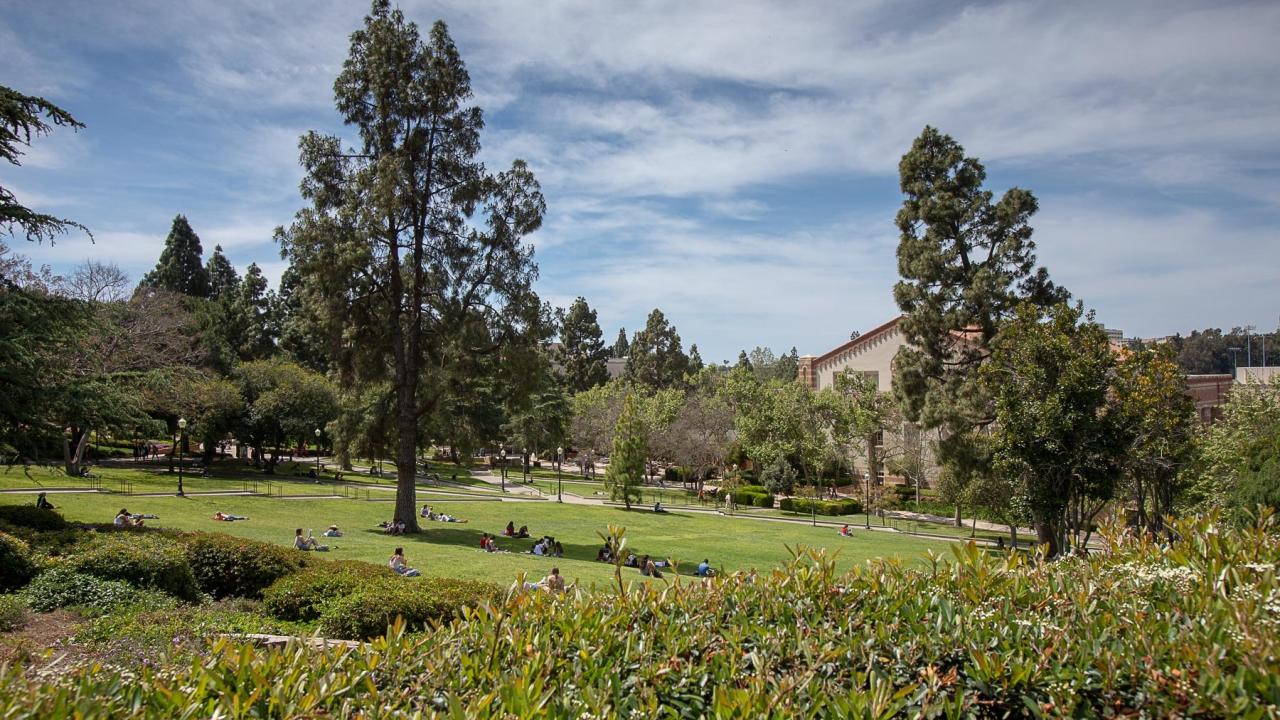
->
[181,533,308,599]
[778,497,864,515]
[22,567,174,615]
[717,484,775,508]
[0,505,69,532]
[262,561,394,622]
[316,577,502,640]
[0,515,1274,716]
[67,533,200,601]
[0,594,26,632]
[0,531,36,592]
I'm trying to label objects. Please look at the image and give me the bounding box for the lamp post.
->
[314,428,322,478]
[863,472,871,529]
[499,448,507,493]
[556,446,564,503]
[177,418,188,497]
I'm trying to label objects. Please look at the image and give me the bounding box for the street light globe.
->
[178,418,187,430]
[500,449,506,459]
[315,428,322,437]
[557,446,563,456]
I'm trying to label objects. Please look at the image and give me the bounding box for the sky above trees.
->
[5,0,1279,361]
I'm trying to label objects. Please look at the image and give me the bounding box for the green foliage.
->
[605,394,646,509]
[558,297,609,393]
[759,455,797,495]
[0,531,36,592]
[67,532,200,601]
[0,593,26,631]
[611,327,629,358]
[7,515,1272,716]
[1193,377,1280,519]
[204,244,239,300]
[317,577,501,640]
[140,215,210,298]
[985,303,1125,556]
[181,533,308,600]
[625,308,689,390]
[22,567,175,615]
[778,497,864,515]
[750,493,774,509]
[1,84,89,244]
[0,504,68,531]
[262,560,395,622]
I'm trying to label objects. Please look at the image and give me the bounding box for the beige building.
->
[798,316,906,393]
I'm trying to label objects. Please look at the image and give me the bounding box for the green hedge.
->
[0,595,25,632]
[751,493,774,508]
[68,533,200,601]
[0,516,1274,716]
[0,505,68,532]
[262,561,395,622]
[317,577,503,640]
[0,532,36,592]
[182,533,308,600]
[778,497,863,515]
[22,567,175,615]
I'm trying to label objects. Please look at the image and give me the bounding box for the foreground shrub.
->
[21,567,175,615]
[262,560,394,622]
[317,577,502,640]
[182,533,308,599]
[750,493,774,508]
[0,532,36,592]
[68,533,200,601]
[0,505,68,532]
[0,515,1277,716]
[0,594,26,632]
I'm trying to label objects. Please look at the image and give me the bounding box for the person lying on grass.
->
[294,528,328,551]
[322,524,342,537]
[212,511,248,521]
[388,547,420,577]
[114,508,152,527]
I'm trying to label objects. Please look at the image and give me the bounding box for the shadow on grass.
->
[358,523,699,577]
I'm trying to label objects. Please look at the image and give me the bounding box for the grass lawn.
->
[5,467,957,591]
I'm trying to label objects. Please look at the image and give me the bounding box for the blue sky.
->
[4,0,1279,362]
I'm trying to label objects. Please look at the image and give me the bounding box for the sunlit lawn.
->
[3,465,958,590]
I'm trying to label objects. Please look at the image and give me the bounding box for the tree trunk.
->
[394,382,420,532]
[1035,520,1060,558]
[64,428,89,477]
[954,505,962,528]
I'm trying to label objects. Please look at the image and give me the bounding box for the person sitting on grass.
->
[480,533,493,552]
[388,547,420,576]
[516,525,530,538]
[505,521,516,536]
[532,538,547,556]
[622,551,639,568]
[114,507,142,528]
[543,567,567,593]
[839,524,851,537]
[552,541,564,558]
[653,501,666,513]
[294,528,328,551]
[596,545,612,562]
[35,492,55,510]
[322,524,342,537]
[421,504,432,518]
[696,559,714,577]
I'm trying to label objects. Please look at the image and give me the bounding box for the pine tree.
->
[1,84,90,244]
[688,344,704,372]
[611,328,629,358]
[605,393,646,509]
[736,350,752,372]
[891,126,1067,482]
[559,297,608,393]
[626,309,688,390]
[232,263,276,360]
[278,2,546,531]
[141,214,210,297]
[205,245,240,300]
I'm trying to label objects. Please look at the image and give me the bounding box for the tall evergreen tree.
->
[231,263,276,361]
[1,85,90,244]
[559,297,608,393]
[141,215,210,297]
[278,2,546,531]
[891,126,1066,480]
[626,309,689,391]
[205,245,240,300]
[611,328,629,358]
[605,393,646,509]
[736,350,753,372]
[688,343,704,372]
